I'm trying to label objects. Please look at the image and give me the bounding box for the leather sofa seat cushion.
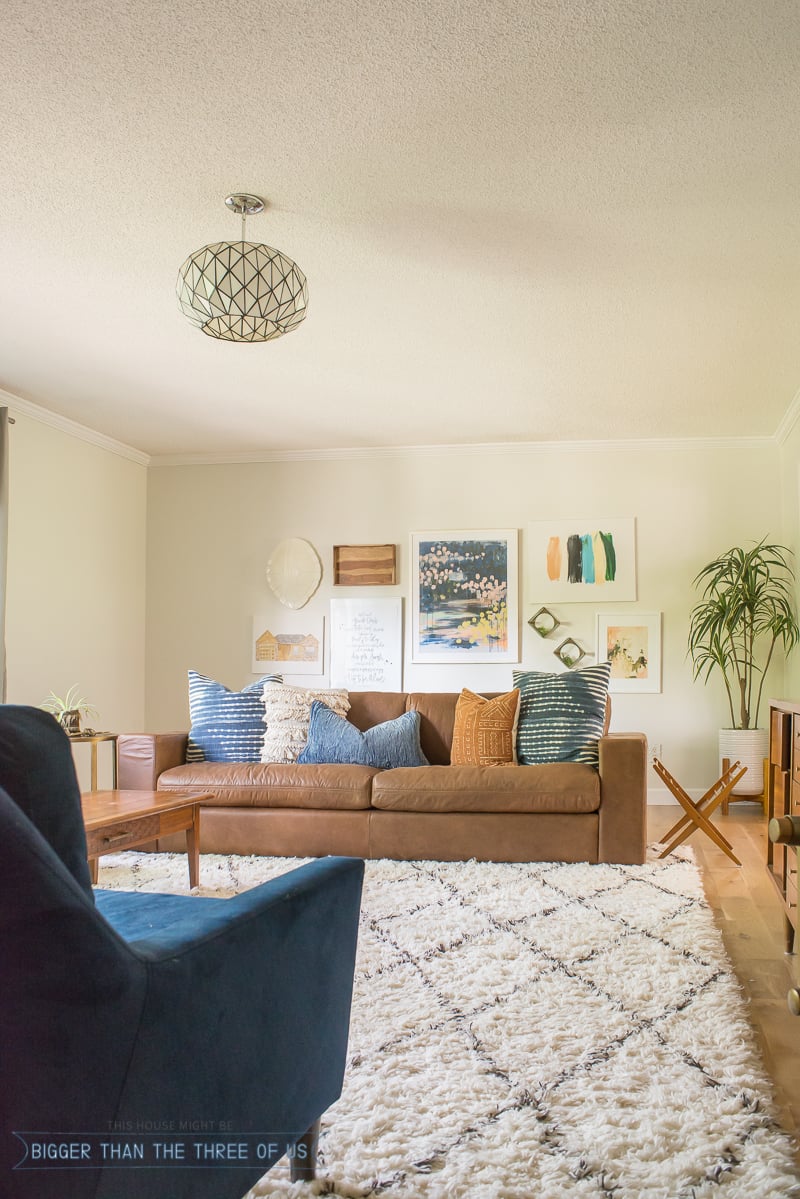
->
[371,763,601,813]
[158,762,378,810]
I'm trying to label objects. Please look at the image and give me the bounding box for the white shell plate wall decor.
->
[266,538,322,609]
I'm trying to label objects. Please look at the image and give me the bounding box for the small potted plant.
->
[40,686,98,736]
[688,540,799,793]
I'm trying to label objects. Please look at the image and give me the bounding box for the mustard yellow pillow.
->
[450,689,521,766]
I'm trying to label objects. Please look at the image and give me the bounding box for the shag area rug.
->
[97,850,800,1199]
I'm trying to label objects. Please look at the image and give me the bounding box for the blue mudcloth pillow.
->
[298,701,429,769]
[186,670,283,762]
[513,660,611,769]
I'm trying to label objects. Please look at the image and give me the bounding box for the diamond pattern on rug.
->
[437,1105,601,1198]
[376,891,500,960]
[549,1026,769,1197]
[577,930,721,1020]
[469,971,636,1084]
[415,927,552,1015]
[514,900,633,963]
[96,850,800,1199]
[587,877,691,926]
[347,956,451,1057]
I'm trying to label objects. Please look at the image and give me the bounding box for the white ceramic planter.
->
[718,728,769,796]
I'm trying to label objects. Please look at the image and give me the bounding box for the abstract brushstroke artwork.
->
[596,612,662,693]
[411,530,519,662]
[528,519,636,603]
[548,530,617,585]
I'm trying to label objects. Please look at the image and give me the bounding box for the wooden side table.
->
[653,757,747,865]
[69,732,118,791]
[82,789,212,887]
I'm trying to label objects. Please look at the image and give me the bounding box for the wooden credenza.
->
[767,700,800,952]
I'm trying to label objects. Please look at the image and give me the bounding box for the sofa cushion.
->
[347,691,407,731]
[513,661,612,768]
[261,683,350,763]
[298,702,428,769]
[371,763,601,813]
[158,761,377,810]
[450,688,520,766]
[186,670,283,762]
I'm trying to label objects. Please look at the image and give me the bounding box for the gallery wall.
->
[4,400,148,786]
[146,437,783,795]
[4,384,797,801]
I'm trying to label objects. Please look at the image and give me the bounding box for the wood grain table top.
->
[81,789,214,830]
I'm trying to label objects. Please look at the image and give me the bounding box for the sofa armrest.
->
[117,732,188,790]
[597,733,648,864]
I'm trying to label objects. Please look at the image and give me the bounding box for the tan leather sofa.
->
[117,690,647,864]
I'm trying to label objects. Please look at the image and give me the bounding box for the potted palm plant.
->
[688,540,800,794]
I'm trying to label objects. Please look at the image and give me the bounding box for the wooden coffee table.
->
[81,790,213,887]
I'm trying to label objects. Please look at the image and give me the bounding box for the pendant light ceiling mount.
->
[224,193,265,216]
[176,192,308,344]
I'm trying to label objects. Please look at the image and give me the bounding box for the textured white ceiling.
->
[2,0,800,457]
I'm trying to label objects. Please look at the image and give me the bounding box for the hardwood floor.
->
[649,803,800,1147]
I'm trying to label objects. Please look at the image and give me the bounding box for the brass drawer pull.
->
[101,831,133,845]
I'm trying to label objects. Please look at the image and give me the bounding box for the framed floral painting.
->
[411,530,519,663]
[596,612,662,693]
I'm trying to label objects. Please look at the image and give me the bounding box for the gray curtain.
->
[0,409,8,701]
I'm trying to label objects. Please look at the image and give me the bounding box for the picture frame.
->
[330,597,403,689]
[411,530,519,663]
[527,518,637,603]
[596,612,662,693]
[333,544,397,586]
[252,613,325,676]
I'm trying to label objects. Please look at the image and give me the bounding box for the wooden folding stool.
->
[653,757,747,865]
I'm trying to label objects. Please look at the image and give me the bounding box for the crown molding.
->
[0,387,786,468]
[150,434,775,467]
[0,389,150,467]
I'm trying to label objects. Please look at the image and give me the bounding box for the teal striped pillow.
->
[186,671,283,762]
[513,661,611,769]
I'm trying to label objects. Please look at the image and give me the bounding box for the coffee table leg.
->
[89,857,99,885]
[187,805,200,888]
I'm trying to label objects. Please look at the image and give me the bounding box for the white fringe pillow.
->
[261,683,351,763]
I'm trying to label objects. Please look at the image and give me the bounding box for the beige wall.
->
[780,416,800,697]
[146,440,783,795]
[5,408,147,783]
[3,391,794,800]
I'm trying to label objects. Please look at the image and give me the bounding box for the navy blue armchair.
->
[0,705,364,1199]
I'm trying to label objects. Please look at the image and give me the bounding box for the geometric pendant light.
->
[176,193,309,342]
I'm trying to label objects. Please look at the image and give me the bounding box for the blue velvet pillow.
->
[186,670,283,762]
[298,701,429,769]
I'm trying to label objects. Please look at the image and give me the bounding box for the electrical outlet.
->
[649,742,663,764]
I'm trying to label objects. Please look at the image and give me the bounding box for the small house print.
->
[255,630,320,664]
